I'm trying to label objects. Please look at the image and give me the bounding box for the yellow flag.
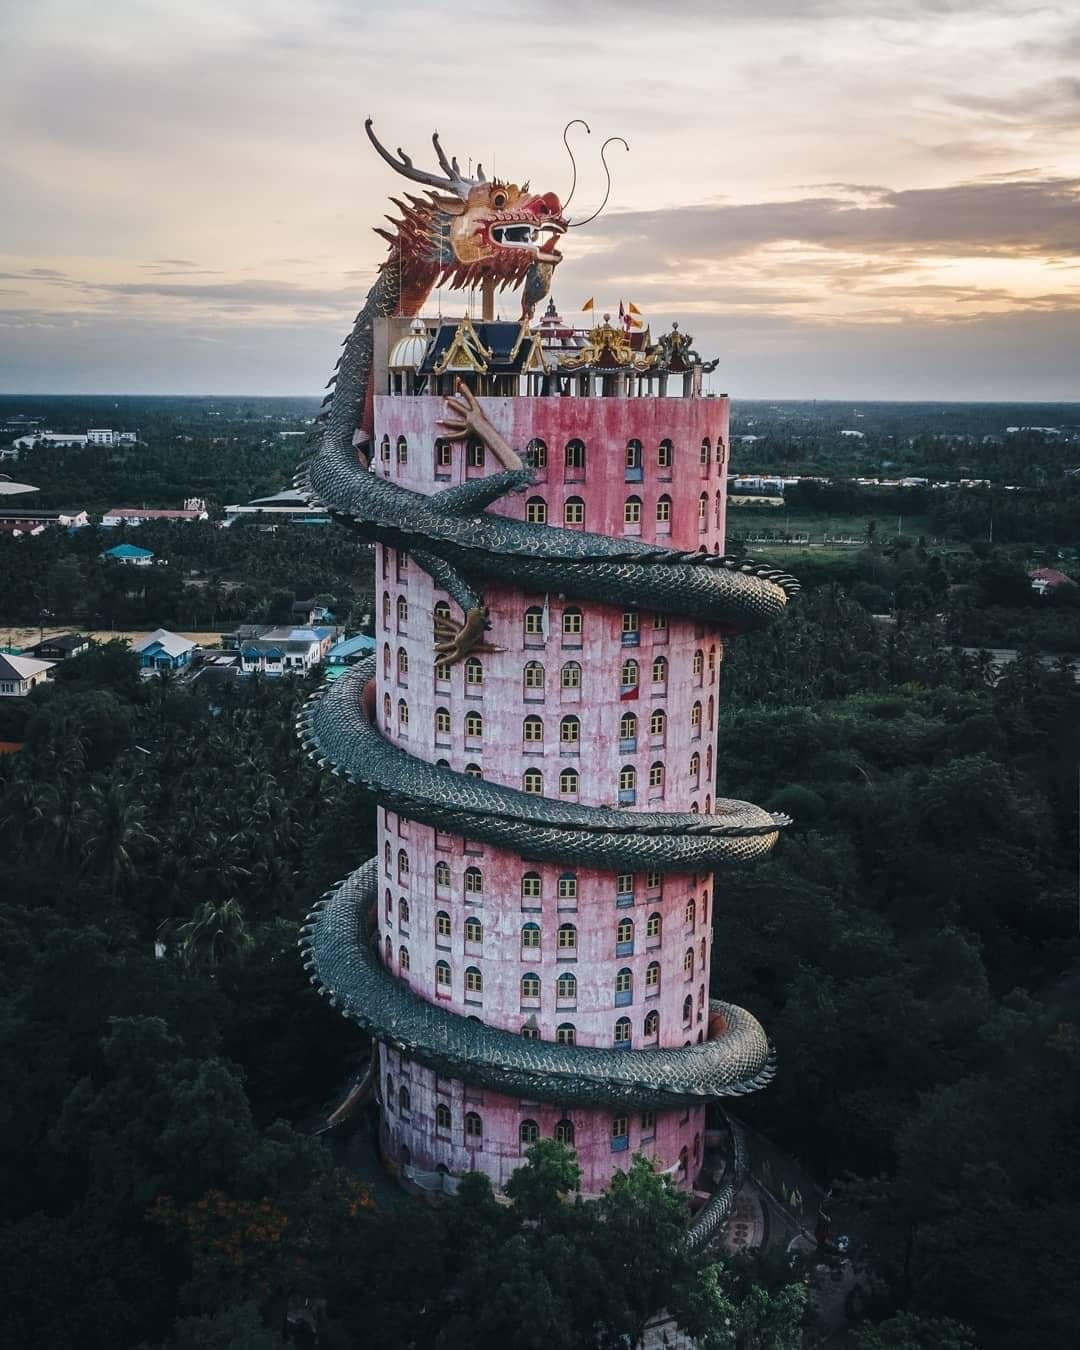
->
[627,301,642,316]
[581,297,594,311]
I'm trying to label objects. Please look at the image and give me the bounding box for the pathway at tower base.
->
[296,123,797,1226]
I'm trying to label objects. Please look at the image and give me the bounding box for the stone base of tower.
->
[378,1045,706,1195]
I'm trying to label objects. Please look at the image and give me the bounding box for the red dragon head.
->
[366,119,567,318]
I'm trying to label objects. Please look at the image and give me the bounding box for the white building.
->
[102,498,207,527]
[0,653,54,697]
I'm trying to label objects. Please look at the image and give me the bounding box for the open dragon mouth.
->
[488,218,565,262]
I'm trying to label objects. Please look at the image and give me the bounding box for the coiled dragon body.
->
[297,123,797,1240]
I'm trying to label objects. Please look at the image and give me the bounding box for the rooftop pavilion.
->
[376,299,721,402]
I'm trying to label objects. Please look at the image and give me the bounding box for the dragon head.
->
[366,119,566,318]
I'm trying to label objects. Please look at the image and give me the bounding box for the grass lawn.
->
[728,506,932,544]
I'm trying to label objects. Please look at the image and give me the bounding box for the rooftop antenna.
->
[569,136,629,229]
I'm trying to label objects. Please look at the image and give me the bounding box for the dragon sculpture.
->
[296,123,799,1244]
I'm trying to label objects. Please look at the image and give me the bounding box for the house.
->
[239,626,334,676]
[102,543,155,566]
[102,498,207,526]
[0,521,45,537]
[1030,568,1077,596]
[324,633,376,680]
[131,628,196,672]
[26,632,89,661]
[0,508,88,530]
[0,653,54,696]
[87,429,139,447]
[291,598,335,625]
[223,489,330,526]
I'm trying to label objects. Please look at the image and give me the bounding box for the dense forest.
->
[1,561,1077,1346]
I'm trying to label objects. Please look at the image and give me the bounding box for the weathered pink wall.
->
[372,389,729,1192]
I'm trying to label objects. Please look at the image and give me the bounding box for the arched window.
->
[690,751,701,785]
[557,923,577,952]
[523,660,545,693]
[526,496,547,524]
[385,1072,394,1107]
[657,438,673,470]
[558,873,577,902]
[465,966,483,995]
[465,710,483,739]
[385,889,393,919]
[564,439,586,474]
[399,945,410,971]
[616,917,634,952]
[684,948,694,978]
[521,872,542,902]
[650,709,666,739]
[700,437,710,467]
[649,761,665,791]
[614,1016,632,1046]
[521,1022,540,1040]
[562,606,583,638]
[624,495,642,526]
[708,694,715,728]
[691,701,702,734]
[615,967,633,1004]
[382,692,391,723]
[620,711,638,743]
[656,494,672,524]
[398,849,409,879]
[398,698,409,729]
[685,898,696,928]
[434,659,451,682]
[645,960,661,992]
[436,908,451,936]
[708,645,718,673]
[396,594,408,625]
[683,995,693,1024]
[644,1008,660,1038]
[646,912,662,941]
[715,489,723,525]
[521,971,541,999]
[396,435,408,465]
[619,765,637,800]
[560,661,582,690]
[435,959,451,989]
[436,1102,452,1132]
[563,496,585,526]
[434,707,451,739]
[698,492,708,530]
[556,971,577,1001]
[559,714,580,745]
[524,606,545,641]
[523,768,544,795]
[527,437,547,470]
[523,714,544,744]
[464,656,483,687]
[383,842,391,873]
[652,655,668,684]
[520,1118,540,1145]
[384,935,392,966]
[397,647,409,678]
[559,767,579,796]
[555,1023,576,1046]
[382,591,391,624]
[700,891,709,923]
[554,1117,575,1144]
[399,896,410,924]
[625,438,642,471]
[464,1111,483,1141]
[521,923,541,949]
[464,866,483,895]
[464,915,483,944]
[464,762,482,779]
[435,437,453,472]
[692,650,704,681]
[620,658,639,690]
[622,611,639,643]
[380,435,391,463]
[383,642,391,677]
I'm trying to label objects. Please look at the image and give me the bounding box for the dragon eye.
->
[492,191,507,208]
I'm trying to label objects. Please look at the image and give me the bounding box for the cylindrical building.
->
[370,386,731,1193]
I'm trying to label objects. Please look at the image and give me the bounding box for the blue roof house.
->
[102,543,155,566]
[131,628,196,671]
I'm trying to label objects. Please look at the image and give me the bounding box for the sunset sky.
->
[2,0,1078,399]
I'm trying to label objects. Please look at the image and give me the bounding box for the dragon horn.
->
[365,117,475,195]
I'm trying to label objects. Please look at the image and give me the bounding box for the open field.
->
[728,507,933,544]
[2,626,225,653]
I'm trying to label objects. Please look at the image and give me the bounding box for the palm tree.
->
[169,897,254,969]
[79,781,157,894]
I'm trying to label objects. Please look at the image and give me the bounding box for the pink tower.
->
[367,323,746,1194]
